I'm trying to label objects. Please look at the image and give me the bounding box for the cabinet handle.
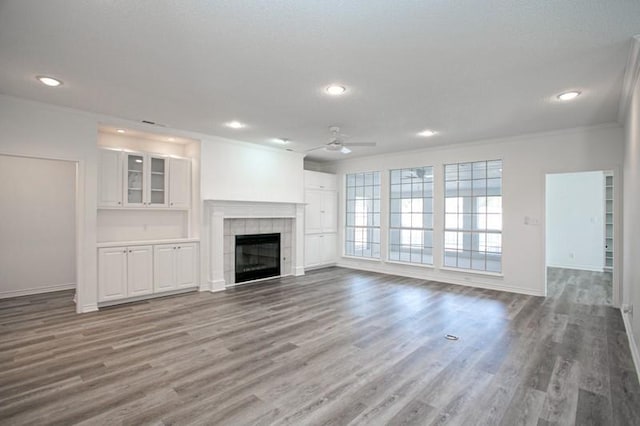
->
[117,201,121,205]
[129,250,132,253]
[123,250,127,253]
[170,202,174,206]
[174,247,177,250]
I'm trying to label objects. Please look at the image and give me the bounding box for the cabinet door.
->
[176,243,197,288]
[169,158,191,209]
[321,191,337,233]
[127,245,153,297]
[154,245,177,292]
[305,190,324,234]
[321,234,337,264]
[98,247,127,302]
[148,155,169,207]
[304,234,322,268]
[123,152,146,207]
[319,173,337,191]
[98,149,122,207]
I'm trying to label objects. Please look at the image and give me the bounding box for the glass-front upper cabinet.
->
[123,152,169,207]
[148,155,168,207]
[126,153,145,206]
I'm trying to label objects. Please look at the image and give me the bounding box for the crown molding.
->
[618,35,640,124]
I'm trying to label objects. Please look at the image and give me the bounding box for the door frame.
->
[542,168,622,307]
[0,151,83,310]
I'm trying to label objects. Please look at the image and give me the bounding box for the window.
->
[389,167,434,264]
[444,160,502,272]
[345,171,381,258]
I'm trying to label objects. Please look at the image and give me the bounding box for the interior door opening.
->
[544,170,614,305]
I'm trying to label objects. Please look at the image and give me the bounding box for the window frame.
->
[388,166,434,265]
[344,171,381,259]
[443,159,503,273]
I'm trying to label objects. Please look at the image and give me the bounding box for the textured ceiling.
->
[0,1,638,160]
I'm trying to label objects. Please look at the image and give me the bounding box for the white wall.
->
[0,155,76,297]
[623,39,640,357]
[545,171,605,271]
[201,136,305,204]
[0,95,98,312]
[332,125,623,297]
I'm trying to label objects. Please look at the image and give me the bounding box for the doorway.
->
[0,154,77,299]
[545,170,614,305]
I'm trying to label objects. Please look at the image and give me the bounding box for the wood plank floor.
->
[1,267,639,425]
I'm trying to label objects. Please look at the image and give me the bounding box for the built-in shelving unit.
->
[96,128,200,307]
[604,172,613,272]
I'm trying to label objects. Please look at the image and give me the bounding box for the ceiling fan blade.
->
[305,145,329,153]
[344,142,376,147]
[340,146,352,154]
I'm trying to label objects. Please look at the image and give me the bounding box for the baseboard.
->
[98,287,198,308]
[335,261,544,297]
[0,282,76,299]
[293,266,305,276]
[78,303,98,314]
[622,310,640,384]
[546,263,604,273]
[304,262,337,272]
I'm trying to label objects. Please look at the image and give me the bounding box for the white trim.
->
[97,238,200,248]
[341,255,382,262]
[304,263,337,272]
[98,287,198,307]
[293,265,306,276]
[618,35,640,123]
[79,303,98,313]
[335,263,542,296]
[545,263,604,273]
[0,283,76,299]
[438,266,504,278]
[385,260,435,269]
[228,273,293,288]
[622,310,640,384]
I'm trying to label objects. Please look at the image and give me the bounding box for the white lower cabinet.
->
[304,233,337,268]
[154,243,197,292]
[98,245,152,302]
[99,242,198,304]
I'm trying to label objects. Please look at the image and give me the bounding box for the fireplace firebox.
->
[235,233,281,283]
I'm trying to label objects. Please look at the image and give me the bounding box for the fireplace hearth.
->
[235,233,281,283]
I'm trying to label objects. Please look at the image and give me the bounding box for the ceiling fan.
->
[307,126,376,154]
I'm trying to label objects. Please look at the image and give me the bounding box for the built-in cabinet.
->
[98,245,153,302]
[604,173,614,272]
[98,148,191,209]
[98,241,198,303]
[98,149,123,207]
[154,243,197,292]
[304,171,338,269]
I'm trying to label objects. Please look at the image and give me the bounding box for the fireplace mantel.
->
[201,200,305,291]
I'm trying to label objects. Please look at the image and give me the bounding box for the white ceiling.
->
[0,1,638,161]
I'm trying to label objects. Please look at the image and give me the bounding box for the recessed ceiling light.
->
[168,137,175,142]
[557,91,581,101]
[116,129,126,133]
[36,76,63,87]
[418,129,437,137]
[226,121,246,129]
[325,84,346,96]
